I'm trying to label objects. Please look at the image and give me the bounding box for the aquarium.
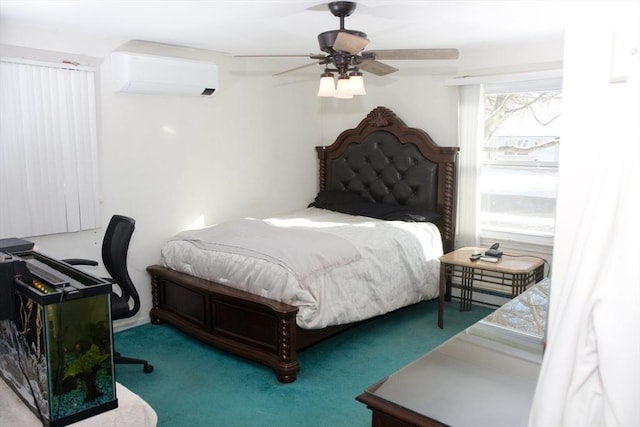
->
[0,251,117,426]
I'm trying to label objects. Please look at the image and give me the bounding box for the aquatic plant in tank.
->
[48,295,116,420]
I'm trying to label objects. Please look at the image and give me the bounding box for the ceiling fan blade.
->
[272,61,319,77]
[307,3,330,11]
[235,54,313,58]
[333,31,369,55]
[359,60,398,76]
[366,49,460,60]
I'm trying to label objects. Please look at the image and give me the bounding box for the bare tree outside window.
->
[479,90,562,240]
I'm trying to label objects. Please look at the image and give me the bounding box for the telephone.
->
[484,243,503,258]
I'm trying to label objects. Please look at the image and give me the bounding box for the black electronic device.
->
[484,243,503,259]
[0,237,34,254]
[469,252,482,261]
[0,252,24,320]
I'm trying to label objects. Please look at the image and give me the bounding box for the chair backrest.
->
[102,215,140,318]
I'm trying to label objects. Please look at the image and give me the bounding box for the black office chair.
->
[64,214,153,373]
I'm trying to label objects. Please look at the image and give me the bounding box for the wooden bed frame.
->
[147,107,459,383]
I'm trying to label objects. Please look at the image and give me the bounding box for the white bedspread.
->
[173,218,361,283]
[160,207,443,329]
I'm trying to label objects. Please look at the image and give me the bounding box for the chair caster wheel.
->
[143,364,154,373]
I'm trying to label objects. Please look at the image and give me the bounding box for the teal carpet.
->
[114,300,492,427]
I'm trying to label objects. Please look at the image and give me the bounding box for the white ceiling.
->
[0,0,568,56]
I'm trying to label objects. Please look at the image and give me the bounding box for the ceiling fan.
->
[239,1,458,98]
[241,1,459,80]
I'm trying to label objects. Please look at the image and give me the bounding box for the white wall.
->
[0,22,563,330]
[0,25,325,330]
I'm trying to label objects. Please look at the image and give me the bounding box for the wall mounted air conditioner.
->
[111,51,218,96]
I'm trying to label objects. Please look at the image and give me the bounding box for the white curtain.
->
[528,2,640,426]
[455,84,483,248]
[0,58,99,238]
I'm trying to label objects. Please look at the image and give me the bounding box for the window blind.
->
[0,58,99,238]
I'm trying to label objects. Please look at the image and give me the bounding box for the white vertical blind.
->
[455,84,483,248]
[0,58,99,238]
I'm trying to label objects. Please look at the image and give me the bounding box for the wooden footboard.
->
[147,265,301,382]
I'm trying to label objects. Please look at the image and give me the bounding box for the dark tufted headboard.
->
[316,106,459,253]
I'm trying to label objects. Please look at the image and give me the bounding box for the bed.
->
[147,106,459,383]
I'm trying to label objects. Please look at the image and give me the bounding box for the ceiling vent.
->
[111,52,218,96]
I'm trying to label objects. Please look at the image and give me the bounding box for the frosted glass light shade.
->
[317,75,336,97]
[348,74,366,95]
[335,76,353,99]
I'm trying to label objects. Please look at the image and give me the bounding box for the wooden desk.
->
[357,280,548,427]
[438,247,544,328]
[356,332,542,427]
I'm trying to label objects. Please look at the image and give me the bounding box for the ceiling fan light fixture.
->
[335,75,354,99]
[317,71,336,97]
[348,70,366,95]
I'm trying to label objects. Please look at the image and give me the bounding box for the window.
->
[451,72,562,251]
[0,58,99,238]
[479,88,561,246]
